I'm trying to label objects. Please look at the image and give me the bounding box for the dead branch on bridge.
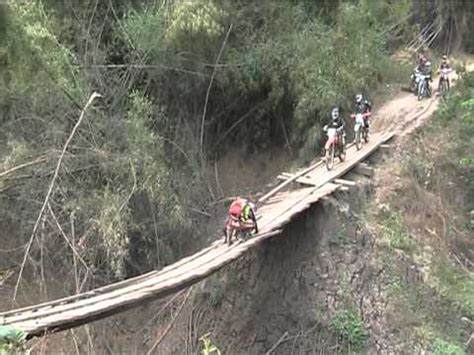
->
[12,92,102,304]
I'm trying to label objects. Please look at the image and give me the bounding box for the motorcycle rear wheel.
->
[338,140,346,162]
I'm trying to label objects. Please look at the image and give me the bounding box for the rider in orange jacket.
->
[228,197,258,233]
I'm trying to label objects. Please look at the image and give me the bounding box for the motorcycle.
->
[416,72,432,101]
[323,125,346,171]
[351,112,371,150]
[223,215,257,246]
[438,67,451,97]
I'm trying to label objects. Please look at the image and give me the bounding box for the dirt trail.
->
[373,61,474,138]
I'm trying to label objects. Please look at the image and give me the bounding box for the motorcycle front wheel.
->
[418,84,424,101]
[325,145,335,171]
[441,79,449,97]
[355,129,362,150]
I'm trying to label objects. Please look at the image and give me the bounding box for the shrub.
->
[433,338,465,355]
[381,213,416,251]
[0,326,28,353]
[330,309,367,350]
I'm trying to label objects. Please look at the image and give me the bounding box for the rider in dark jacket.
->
[327,107,345,129]
[414,57,432,94]
[326,106,346,146]
[354,94,372,129]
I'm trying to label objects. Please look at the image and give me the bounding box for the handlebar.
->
[437,68,452,74]
[351,112,372,119]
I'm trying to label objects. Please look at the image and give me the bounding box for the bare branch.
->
[47,203,91,273]
[199,24,233,162]
[76,64,208,77]
[12,92,102,304]
[0,156,47,178]
[146,288,192,355]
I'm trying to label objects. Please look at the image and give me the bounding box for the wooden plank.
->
[294,132,393,187]
[334,179,356,186]
[0,241,222,318]
[258,160,324,202]
[16,229,284,336]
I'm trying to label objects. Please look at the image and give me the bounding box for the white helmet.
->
[331,107,339,120]
[355,94,363,103]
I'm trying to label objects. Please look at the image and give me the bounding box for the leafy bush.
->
[330,308,367,349]
[117,1,411,160]
[381,213,416,251]
[434,263,474,315]
[433,338,465,355]
[435,73,474,208]
[0,326,28,354]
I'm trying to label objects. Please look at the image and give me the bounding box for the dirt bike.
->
[351,112,371,150]
[223,215,257,246]
[416,73,432,101]
[438,67,451,97]
[323,125,346,171]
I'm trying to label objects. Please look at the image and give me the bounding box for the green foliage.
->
[381,213,416,251]
[122,5,167,57]
[329,223,349,246]
[466,31,474,54]
[434,263,474,315]
[330,308,367,350]
[433,338,466,355]
[435,73,474,207]
[3,1,82,105]
[168,1,226,41]
[208,281,224,308]
[0,326,28,354]
[199,274,224,308]
[117,0,411,160]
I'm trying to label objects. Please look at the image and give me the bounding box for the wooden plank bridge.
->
[0,131,394,338]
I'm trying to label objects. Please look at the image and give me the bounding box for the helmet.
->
[425,61,431,68]
[442,54,447,60]
[355,94,362,104]
[331,107,339,120]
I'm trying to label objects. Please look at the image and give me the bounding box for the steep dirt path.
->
[373,63,473,138]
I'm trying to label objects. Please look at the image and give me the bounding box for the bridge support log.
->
[334,179,357,187]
